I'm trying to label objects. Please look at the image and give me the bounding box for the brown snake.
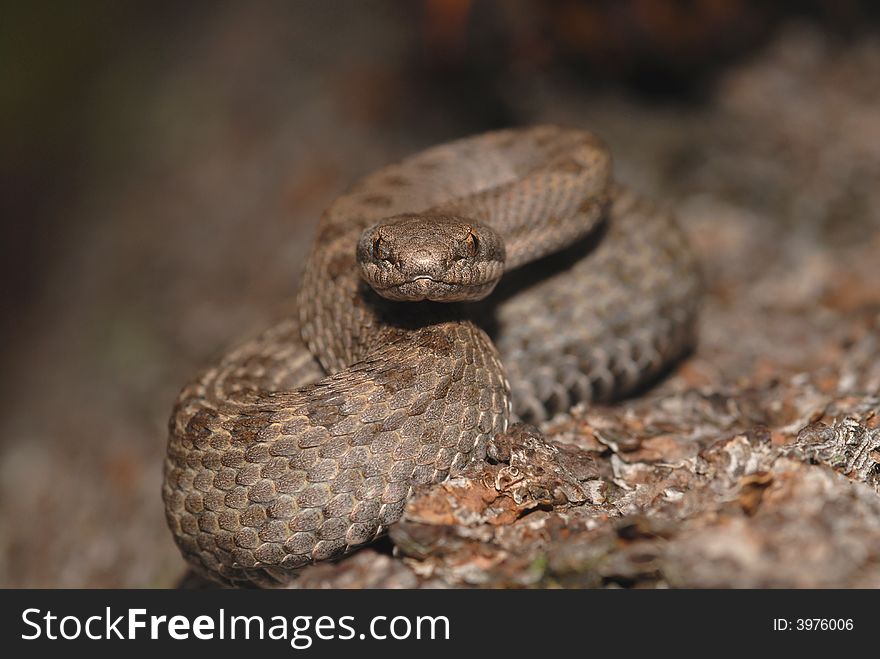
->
[163,125,702,586]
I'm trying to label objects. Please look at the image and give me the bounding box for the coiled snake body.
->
[163,126,701,586]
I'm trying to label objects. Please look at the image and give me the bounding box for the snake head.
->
[357,214,505,302]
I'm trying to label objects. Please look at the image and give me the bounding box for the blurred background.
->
[2,1,880,586]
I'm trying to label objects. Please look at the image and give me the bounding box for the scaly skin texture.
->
[163,126,702,586]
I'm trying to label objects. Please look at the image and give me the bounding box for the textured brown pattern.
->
[163,126,701,586]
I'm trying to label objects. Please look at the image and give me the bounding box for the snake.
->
[163,125,702,587]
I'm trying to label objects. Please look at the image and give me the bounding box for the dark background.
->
[2,1,879,586]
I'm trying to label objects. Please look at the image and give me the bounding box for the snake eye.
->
[372,236,388,260]
[464,230,479,257]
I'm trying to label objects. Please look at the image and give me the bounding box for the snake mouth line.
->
[378,275,452,289]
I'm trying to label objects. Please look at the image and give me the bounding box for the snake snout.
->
[401,249,450,281]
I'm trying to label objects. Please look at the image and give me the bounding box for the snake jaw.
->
[372,274,500,303]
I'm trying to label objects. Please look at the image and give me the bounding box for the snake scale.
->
[163,125,702,587]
